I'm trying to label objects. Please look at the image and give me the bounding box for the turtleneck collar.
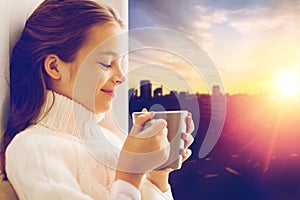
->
[36,90,122,172]
[37,90,104,137]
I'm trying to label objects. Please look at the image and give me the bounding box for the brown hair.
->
[1,0,123,177]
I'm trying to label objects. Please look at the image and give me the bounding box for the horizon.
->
[128,79,298,96]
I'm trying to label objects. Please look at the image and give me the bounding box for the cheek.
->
[94,73,110,96]
[72,63,107,111]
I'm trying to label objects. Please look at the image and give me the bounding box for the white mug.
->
[132,110,188,170]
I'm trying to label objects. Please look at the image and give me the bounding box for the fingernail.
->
[185,149,188,154]
[180,149,186,155]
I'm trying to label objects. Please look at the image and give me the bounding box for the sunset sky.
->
[128,0,300,95]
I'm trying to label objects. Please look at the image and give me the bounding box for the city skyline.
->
[129,79,223,98]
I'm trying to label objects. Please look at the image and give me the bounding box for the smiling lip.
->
[101,89,116,97]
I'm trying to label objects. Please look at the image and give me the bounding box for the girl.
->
[2,0,194,199]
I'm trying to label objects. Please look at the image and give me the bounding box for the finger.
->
[134,112,154,127]
[130,112,155,135]
[142,108,148,112]
[180,149,192,162]
[186,112,195,134]
[182,132,194,149]
[136,119,168,138]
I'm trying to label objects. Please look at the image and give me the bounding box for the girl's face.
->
[62,23,125,113]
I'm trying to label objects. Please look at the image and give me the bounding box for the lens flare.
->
[277,72,299,98]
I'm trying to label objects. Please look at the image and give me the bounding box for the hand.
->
[181,112,194,162]
[147,112,195,192]
[115,112,170,189]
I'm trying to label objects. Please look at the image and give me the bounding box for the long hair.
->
[1,0,123,177]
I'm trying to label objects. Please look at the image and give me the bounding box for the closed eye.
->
[98,62,112,69]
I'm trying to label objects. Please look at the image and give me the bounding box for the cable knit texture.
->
[5,91,173,200]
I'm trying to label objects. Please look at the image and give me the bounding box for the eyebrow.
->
[99,51,118,57]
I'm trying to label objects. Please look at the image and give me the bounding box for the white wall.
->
[0,0,128,140]
[0,0,9,141]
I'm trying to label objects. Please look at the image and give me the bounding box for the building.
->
[128,88,137,98]
[213,85,221,96]
[140,80,152,98]
[154,86,163,97]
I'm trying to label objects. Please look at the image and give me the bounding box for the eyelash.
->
[98,62,112,69]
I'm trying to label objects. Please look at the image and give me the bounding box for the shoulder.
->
[5,125,84,177]
[6,125,81,160]
[10,124,81,144]
[6,125,50,153]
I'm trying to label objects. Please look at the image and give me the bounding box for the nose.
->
[112,59,126,85]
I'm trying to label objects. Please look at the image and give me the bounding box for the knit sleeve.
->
[5,132,104,200]
[111,180,141,200]
[140,177,174,200]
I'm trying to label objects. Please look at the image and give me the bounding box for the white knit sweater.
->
[5,91,174,200]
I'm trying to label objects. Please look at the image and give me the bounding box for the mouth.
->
[101,88,116,97]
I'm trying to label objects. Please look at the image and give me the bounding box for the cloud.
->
[228,6,297,34]
[129,0,217,48]
[130,0,300,42]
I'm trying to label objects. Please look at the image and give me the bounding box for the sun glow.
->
[277,72,300,98]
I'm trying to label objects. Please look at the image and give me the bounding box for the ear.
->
[44,54,62,80]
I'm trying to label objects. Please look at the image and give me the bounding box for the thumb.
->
[130,112,155,136]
